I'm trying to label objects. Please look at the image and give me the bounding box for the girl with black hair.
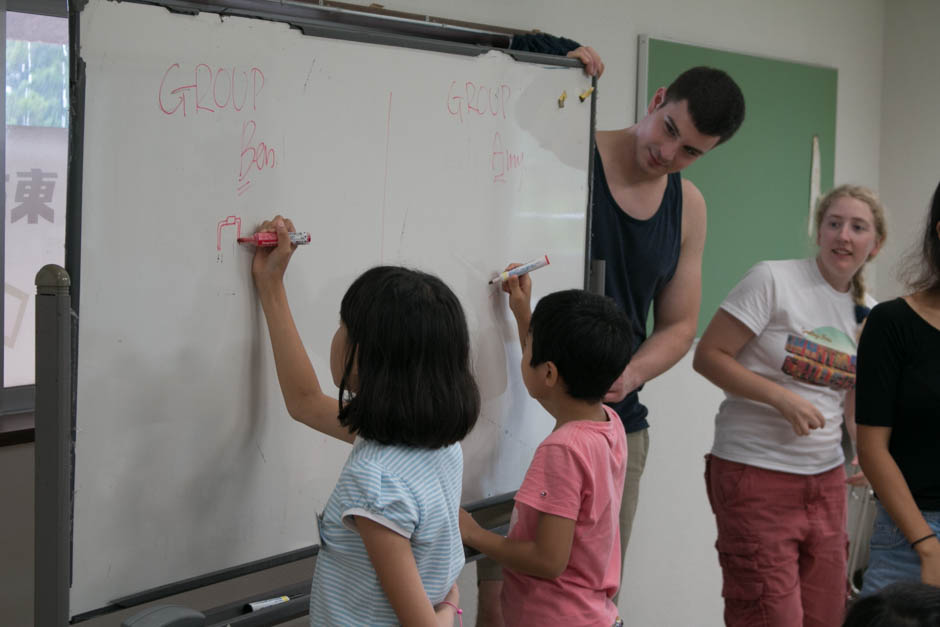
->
[857,180,940,595]
[251,216,479,626]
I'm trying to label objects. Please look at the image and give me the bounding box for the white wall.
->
[876,0,940,300]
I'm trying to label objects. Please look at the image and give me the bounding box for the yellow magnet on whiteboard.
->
[558,90,567,108]
[579,86,595,102]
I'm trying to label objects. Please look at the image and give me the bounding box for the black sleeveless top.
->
[592,149,683,433]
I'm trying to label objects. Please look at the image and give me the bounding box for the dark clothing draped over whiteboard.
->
[591,153,683,433]
[856,298,940,511]
[509,32,582,56]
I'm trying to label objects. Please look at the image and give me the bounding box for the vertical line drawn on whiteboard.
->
[4,282,29,348]
[398,206,409,256]
[217,215,242,263]
[303,59,316,93]
[381,91,393,262]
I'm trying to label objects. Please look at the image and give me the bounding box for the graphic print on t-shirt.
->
[781,327,857,390]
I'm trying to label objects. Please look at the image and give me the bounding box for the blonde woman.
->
[694,185,887,626]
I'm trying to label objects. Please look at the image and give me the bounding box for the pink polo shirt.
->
[501,406,627,627]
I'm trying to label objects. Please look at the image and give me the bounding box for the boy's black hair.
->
[663,66,746,145]
[337,266,480,448]
[843,581,940,627]
[528,289,634,402]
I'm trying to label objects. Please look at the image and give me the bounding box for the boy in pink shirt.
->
[460,270,633,626]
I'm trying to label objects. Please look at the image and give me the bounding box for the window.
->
[2,1,68,414]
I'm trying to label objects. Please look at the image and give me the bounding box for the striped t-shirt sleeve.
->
[333,457,420,539]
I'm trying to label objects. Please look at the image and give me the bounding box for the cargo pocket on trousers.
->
[716,537,766,626]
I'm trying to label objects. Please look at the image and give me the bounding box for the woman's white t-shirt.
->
[710,258,876,475]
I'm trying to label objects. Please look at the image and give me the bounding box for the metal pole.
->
[35,263,73,627]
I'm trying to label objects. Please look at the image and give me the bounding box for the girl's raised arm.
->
[252,217,354,444]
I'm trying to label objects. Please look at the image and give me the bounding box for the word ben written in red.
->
[159,64,265,116]
[239,120,277,194]
[491,132,523,183]
[447,80,512,124]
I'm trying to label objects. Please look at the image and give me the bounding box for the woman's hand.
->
[917,537,940,586]
[250,215,297,294]
[845,455,869,487]
[774,389,826,436]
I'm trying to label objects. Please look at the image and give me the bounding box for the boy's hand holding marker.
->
[500,262,534,325]
[491,255,548,333]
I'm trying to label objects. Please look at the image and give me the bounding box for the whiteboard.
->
[71,0,592,616]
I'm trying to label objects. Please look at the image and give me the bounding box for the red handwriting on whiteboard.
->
[447,81,511,124]
[491,132,523,183]
[238,120,277,194]
[158,64,265,117]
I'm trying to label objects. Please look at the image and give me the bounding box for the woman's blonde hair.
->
[814,184,887,306]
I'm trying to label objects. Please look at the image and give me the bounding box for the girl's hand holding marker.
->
[239,230,311,246]
[249,216,301,295]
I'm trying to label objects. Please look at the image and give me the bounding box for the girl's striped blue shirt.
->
[309,437,464,626]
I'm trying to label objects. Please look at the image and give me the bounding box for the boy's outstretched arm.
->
[252,216,354,443]
[357,517,461,626]
[460,509,574,579]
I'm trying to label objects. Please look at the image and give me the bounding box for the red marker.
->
[237,231,311,246]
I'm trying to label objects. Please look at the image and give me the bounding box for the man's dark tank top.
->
[592,148,683,433]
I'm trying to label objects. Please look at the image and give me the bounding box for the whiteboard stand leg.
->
[589,260,606,295]
[34,264,73,627]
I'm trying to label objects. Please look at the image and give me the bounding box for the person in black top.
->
[471,34,745,627]
[857,179,940,594]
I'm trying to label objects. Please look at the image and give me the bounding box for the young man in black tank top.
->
[473,38,745,627]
